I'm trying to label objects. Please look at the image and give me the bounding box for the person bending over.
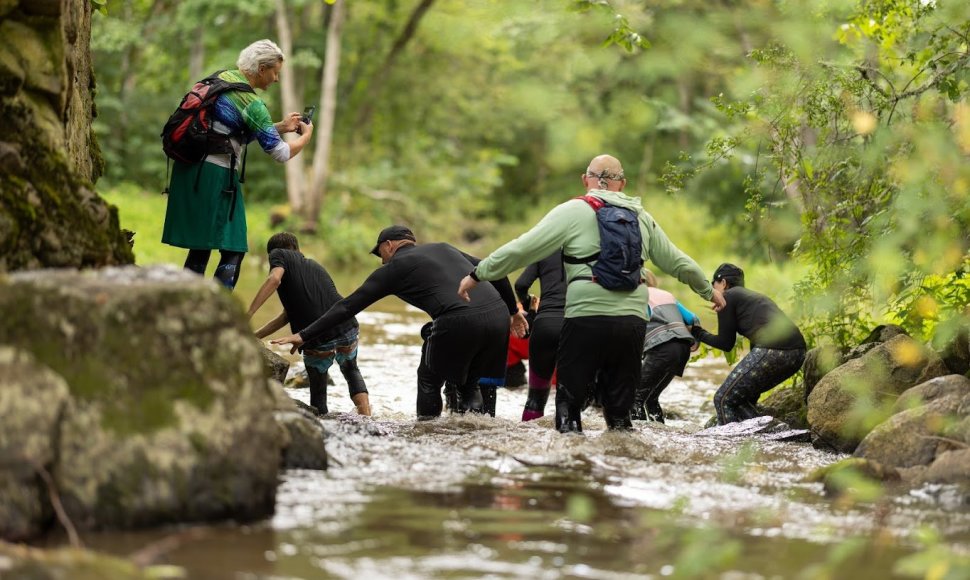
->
[247,232,370,416]
[691,263,807,425]
[633,271,700,423]
[272,226,526,419]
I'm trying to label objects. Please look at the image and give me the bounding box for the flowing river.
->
[73,300,970,579]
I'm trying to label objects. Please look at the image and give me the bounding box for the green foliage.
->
[651,0,970,349]
[894,527,970,580]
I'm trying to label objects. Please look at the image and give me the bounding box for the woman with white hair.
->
[162,39,314,291]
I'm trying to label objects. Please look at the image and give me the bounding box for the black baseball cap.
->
[370,225,416,256]
[712,263,745,287]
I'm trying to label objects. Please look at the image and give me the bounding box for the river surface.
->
[77,300,969,579]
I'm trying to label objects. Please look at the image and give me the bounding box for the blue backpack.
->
[563,195,644,291]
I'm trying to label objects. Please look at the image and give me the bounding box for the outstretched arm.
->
[254,310,288,339]
[247,267,285,318]
[692,299,738,351]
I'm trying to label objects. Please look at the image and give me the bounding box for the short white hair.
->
[237,39,284,75]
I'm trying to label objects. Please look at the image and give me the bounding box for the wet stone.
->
[695,415,811,442]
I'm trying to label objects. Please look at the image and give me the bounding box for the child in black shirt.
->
[247,232,370,416]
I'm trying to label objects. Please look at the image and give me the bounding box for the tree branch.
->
[354,0,437,129]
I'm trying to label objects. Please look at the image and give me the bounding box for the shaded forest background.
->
[90,0,969,348]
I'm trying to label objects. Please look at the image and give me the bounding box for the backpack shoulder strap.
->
[562,195,604,265]
[573,194,606,211]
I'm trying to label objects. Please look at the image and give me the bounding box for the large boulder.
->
[0,348,70,540]
[807,335,950,453]
[892,374,970,414]
[854,376,970,487]
[853,388,968,468]
[0,266,285,534]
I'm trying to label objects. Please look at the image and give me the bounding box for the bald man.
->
[458,154,725,433]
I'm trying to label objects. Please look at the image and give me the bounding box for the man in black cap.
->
[272,225,528,419]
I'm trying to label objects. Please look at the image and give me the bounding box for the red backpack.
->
[160,70,254,163]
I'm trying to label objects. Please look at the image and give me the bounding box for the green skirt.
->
[161,160,248,252]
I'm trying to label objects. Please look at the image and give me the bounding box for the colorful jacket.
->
[207,69,289,167]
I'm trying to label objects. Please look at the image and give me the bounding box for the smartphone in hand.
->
[301,106,316,124]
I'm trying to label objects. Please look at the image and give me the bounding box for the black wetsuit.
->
[269,249,366,414]
[692,286,807,424]
[513,252,566,420]
[299,243,518,418]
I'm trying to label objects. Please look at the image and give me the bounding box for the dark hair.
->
[267,232,299,253]
[712,263,745,288]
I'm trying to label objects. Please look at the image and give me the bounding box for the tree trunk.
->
[274,0,306,213]
[188,25,205,83]
[0,0,133,271]
[301,0,345,233]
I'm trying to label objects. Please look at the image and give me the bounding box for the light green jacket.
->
[473,189,714,319]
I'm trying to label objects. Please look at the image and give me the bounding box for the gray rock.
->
[276,409,328,470]
[266,380,326,469]
[893,374,970,414]
[854,382,970,469]
[919,449,970,485]
[861,324,910,345]
[696,415,810,442]
[807,335,950,453]
[0,348,70,540]
[260,344,290,384]
[0,266,285,534]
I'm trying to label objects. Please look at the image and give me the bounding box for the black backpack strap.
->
[562,252,600,264]
[226,151,238,221]
[239,142,249,184]
[162,157,171,194]
[193,152,208,193]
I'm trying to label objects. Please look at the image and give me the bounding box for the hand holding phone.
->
[301,106,316,125]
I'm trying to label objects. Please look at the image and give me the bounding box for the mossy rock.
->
[0,541,153,580]
[0,266,285,531]
[802,345,844,400]
[807,335,950,453]
[0,348,72,541]
[854,381,970,470]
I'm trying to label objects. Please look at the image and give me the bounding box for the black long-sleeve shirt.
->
[513,252,566,320]
[693,286,806,351]
[300,243,518,344]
